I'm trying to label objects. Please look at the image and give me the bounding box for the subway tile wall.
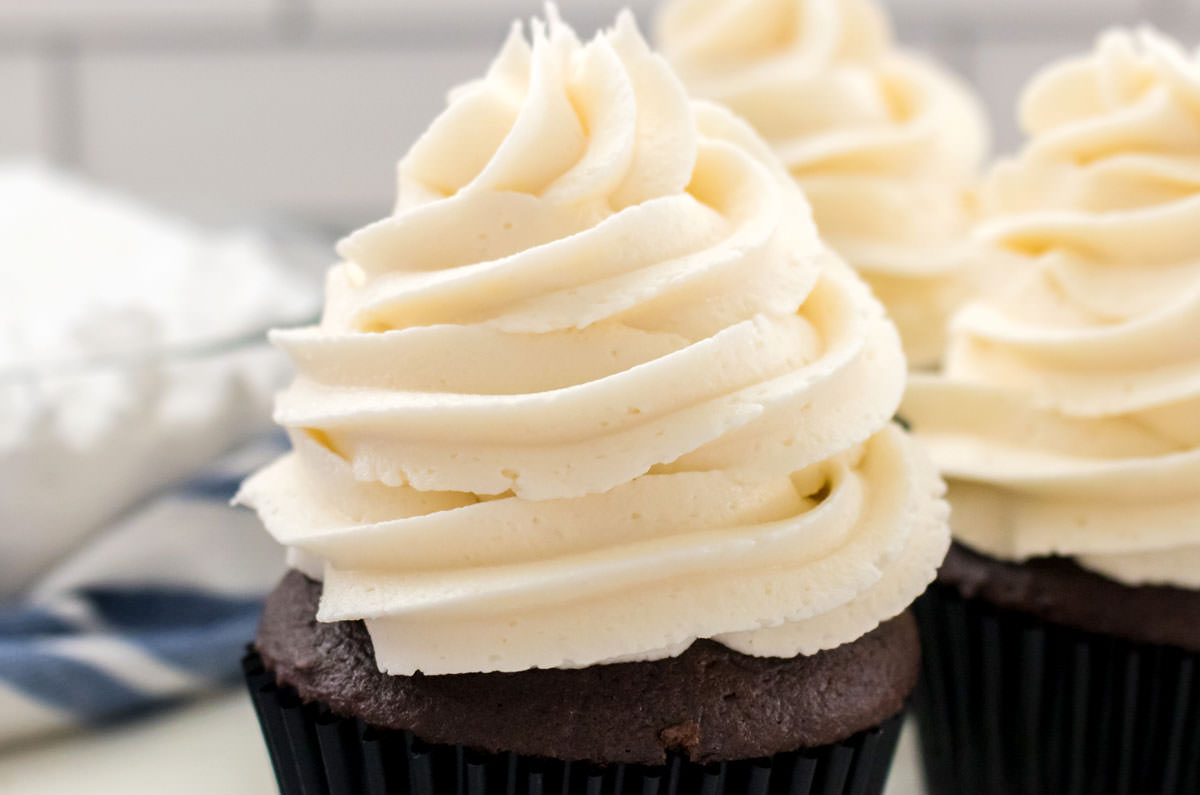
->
[78,47,493,226]
[0,0,279,37]
[1,0,1197,230]
[0,52,52,159]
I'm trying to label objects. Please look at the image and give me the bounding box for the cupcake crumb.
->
[659,720,701,754]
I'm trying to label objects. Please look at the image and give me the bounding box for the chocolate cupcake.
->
[903,29,1200,795]
[238,8,949,795]
[245,571,919,794]
[657,0,988,368]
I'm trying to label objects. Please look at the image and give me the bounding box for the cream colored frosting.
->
[903,29,1200,589]
[239,10,949,675]
[657,0,988,368]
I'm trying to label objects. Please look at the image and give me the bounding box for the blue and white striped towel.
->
[0,435,286,747]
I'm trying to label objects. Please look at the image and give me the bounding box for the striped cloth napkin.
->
[0,435,286,747]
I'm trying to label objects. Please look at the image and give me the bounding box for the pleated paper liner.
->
[243,649,905,795]
[913,582,1200,795]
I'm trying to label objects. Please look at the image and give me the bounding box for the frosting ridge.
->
[240,9,948,675]
[657,0,988,367]
[904,29,1200,589]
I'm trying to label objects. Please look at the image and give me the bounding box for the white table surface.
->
[0,691,926,795]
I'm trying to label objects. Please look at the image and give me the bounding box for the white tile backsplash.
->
[884,0,1145,23]
[1179,0,1200,27]
[77,46,493,226]
[972,37,1095,155]
[309,0,661,37]
[0,53,52,158]
[1,0,1198,227]
[0,0,279,38]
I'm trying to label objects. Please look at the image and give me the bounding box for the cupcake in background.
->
[904,29,1200,795]
[657,0,988,368]
[239,7,950,795]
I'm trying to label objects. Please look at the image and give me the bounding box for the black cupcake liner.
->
[913,582,1200,795]
[243,649,905,795]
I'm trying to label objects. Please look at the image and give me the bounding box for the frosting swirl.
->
[239,10,948,675]
[904,30,1200,588]
[657,0,988,367]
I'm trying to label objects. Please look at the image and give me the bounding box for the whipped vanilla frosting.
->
[657,0,987,368]
[239,10,949,676]
[904,30,1200,589]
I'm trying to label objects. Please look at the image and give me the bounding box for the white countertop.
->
[0,689,276,795]
[0,691,926,795]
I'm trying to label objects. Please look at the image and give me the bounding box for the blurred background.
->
[1,0,1197,233]
[1,1,1198,793]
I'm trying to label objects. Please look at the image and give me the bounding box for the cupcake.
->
[238,9,949,795]
[903,30,1200,795]
[657,0,988,368]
